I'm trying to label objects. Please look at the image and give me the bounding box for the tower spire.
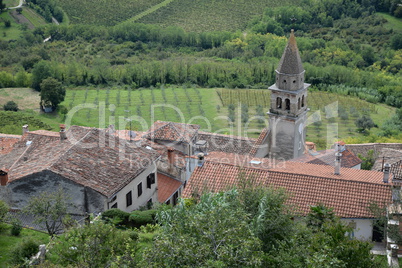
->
[276,29,304,75]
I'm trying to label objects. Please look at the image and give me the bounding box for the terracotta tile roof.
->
[0,126,160,198]
[249,128,269,156]
[198,131,256,155]
[28,130,60,137]
[292,149,362,168]
[183,161,392,218]
[0,135,21,155]
[143,121,199,144]
[157,173,182,203]
[272,161,385,184]
[114,130,146,141]
[205,152,275,169]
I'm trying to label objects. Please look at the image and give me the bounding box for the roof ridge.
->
[203,160,388,187]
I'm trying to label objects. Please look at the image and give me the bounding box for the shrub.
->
[11,218,22,236]
[10,238,39,265]
[101,208,130,226]
[4,20,11,28]
[128,210,157,228]
[3,101,19,111]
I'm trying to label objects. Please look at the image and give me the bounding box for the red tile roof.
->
[143,121,199,144]
[292,148,362,168]
[198,131,256,155]
[205,152,275,169]
[249,128,269,156]
[0,126,160,198]
[183,161,392,218]
[157,173,182,203]
[0,135,21,155]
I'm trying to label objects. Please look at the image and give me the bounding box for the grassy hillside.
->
[58,0,165,26]
[136,0,298,32]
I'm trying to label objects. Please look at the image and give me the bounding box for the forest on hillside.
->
[0,0,401,140]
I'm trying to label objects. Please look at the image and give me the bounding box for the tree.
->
[3,101,19,111]
[31,60,52,91]
[144,190,264,267]
[355,114,375,131]
[40,77,65,110]
[16,7,22,14]
[24,188,68,236]
[0,0,5,12]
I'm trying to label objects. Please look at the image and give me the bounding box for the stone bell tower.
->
[268,29,310,160]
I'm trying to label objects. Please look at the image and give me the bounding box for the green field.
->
[136,0,298,32]
[58,0,165,26]
[0,225,50,267]
[58,87,395,142]
[0,11,22,40]
[3,0,19,7]
[0,86,396,143]
[377,12,402,33]
[21,8,47,28]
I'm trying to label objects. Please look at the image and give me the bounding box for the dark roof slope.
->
[197,131,256,155]
[292,149,362,168]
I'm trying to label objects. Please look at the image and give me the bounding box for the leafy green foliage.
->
[40,77,65,109]
[145,190,264,267]
[3,100,18,111]
[10,238,39,265]
[47,220,137,267]
[101,208,130,226]
[355,114,376,131]
[0,111,52,134]
[129,210,156,228]
[31,60,52,91]
[0,200,9,224]
[358,150,376,170]
[24,188,68,236]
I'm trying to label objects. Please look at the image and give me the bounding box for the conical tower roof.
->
[277,30,304,75]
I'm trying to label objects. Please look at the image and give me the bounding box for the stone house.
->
[0,125,160,215]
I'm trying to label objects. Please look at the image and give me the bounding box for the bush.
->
[4,20,11,28]
[11,218,22,236]
[128,210,157,228]
[3,101,19,111]
[101,208,130,226]
[10,238,39,265]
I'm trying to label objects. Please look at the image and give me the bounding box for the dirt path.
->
[9,9,34,29]
[7,0,24,9]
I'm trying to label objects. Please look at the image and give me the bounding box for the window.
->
[285,99,290,110]
[276,97,282,109]
[126,191,132,207]
[301,95,305,107]
[110,196,117,202]
[137,182,143,197]
[147,173,155,188]
[111,202,117,208]
[298,98,301,109]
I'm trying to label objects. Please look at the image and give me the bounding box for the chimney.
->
[167,148,174,170]
[197,153,205,167]
[0,170,8,186]
[334,152,342,175]
[59,124,67,140]
[383,163,391,183]
[22,124,29,135]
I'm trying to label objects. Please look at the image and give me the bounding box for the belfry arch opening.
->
[285,99,290,110]
[276,97,282,109]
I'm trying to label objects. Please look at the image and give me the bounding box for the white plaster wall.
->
[341,218,373,241]
[108,162,158,212]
